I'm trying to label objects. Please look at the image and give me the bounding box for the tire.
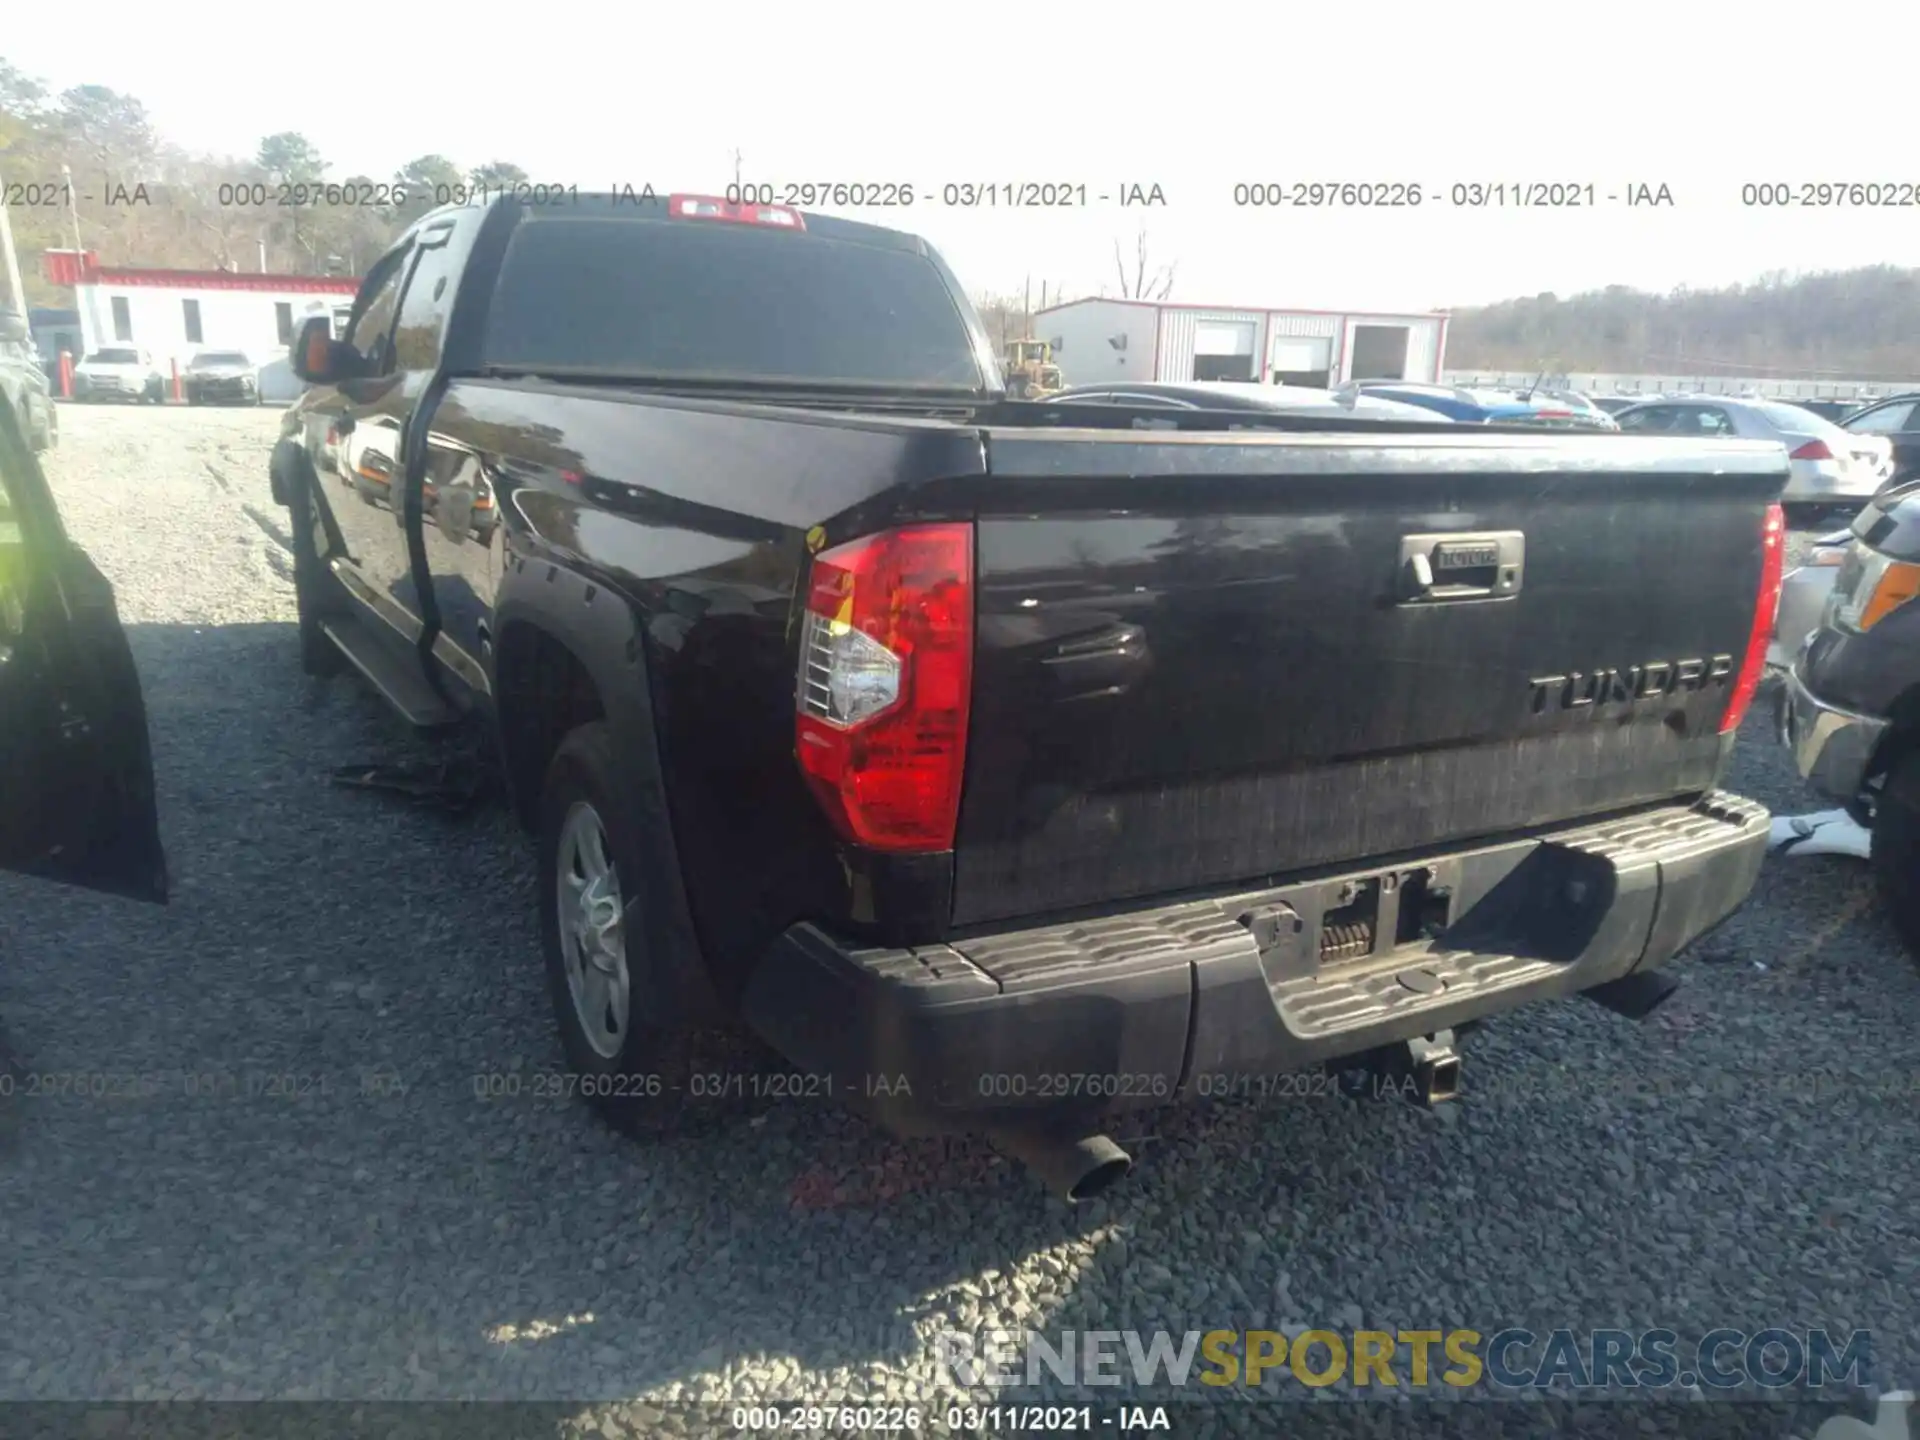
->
[537,722,720,1137]
[1871,752,1920,965]
[289,466,346,678]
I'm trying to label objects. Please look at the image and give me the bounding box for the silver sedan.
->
[1767,528,1855,671]
[1614,397,1890,517]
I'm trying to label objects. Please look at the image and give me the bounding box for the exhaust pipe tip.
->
[988,1129,1134,1204]
[1419,1054,1462,1103]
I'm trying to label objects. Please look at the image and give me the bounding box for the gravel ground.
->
[1,404,1916,1436]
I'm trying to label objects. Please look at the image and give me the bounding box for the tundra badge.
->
[1529,655,1734,715]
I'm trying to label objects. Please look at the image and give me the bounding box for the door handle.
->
[1398,531,1525,604]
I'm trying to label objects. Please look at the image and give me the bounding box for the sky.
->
[5,1,1920,310]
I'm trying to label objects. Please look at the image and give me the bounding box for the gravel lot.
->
[2,404,1916,1434]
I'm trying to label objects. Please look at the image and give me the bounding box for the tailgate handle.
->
[1399,531,1525,604]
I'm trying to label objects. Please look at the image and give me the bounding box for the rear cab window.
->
[480,206,989,390]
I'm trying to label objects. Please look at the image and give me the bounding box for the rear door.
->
[0,396,167,902]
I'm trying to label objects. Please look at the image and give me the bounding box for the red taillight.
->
[1720,503,1786,735]
[794,524,973,852]
[1789,439,1833,462]
[667,193,806,231]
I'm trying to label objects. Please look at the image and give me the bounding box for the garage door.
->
[1270,338,1332,372]
[1193,321,1256,356]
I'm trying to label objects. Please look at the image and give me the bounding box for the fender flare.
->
[268,435,307,509]
[494,567,719,1026]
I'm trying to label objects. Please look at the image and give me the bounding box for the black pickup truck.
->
[272,193,1787,1201]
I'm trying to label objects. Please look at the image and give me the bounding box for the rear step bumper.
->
[741,793,1769,1137]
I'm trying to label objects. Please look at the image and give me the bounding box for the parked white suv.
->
[73,347,165,404]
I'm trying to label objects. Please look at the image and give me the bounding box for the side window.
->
[1845,400,1917,435]
[344,247,414,376]
[391,238,463,373]
[1692,408,1736,436]
[1617,406,1666,432]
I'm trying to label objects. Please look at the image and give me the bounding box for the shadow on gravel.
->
[3,619,1918,1411]
[0,619,1181,1401]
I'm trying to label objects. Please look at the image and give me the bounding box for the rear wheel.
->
[537,722,725,1137]
[289,467,345,678]
[1872,752,1920,966]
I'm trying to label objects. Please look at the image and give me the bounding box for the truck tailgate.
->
[953,429,1785,928]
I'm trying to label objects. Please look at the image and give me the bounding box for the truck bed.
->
[464,378,1783,961]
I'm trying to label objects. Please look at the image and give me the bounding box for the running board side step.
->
[318,616,462,731]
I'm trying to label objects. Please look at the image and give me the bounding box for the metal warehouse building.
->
[1032,298,1450,389]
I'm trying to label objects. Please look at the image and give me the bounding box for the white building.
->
[1031,298,1450,390]
[43,250,359,400]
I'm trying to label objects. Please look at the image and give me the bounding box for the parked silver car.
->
[1614,396,1890,517]
[1768,527,1856,671]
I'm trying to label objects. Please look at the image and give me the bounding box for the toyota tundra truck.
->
[270,192,1786,1201]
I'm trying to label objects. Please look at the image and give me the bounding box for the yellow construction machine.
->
[1001,338,1063,398]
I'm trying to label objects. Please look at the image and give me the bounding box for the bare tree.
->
[972,291,1027,349]
[1112,229,1176,301]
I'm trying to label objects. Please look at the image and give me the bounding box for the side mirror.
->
[289,316,363,386]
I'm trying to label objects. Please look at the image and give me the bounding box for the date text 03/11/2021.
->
[722,182,1166,209]
[728,1404,1174,1434]
[467,1070,910,1102]
[1228,181,1676,208]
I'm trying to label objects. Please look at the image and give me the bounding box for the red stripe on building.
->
[42,250,358,293]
